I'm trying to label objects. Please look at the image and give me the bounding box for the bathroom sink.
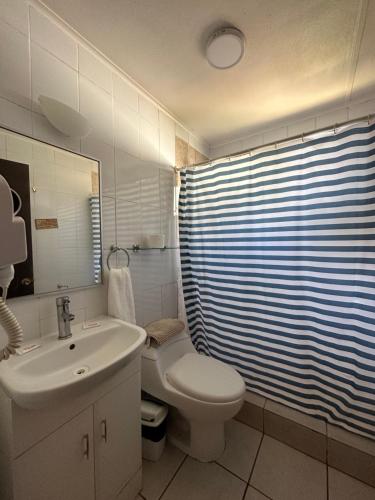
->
[0,316,146,409]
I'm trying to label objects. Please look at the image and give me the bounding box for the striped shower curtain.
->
[179,120,375,438]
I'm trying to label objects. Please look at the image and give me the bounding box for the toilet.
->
[141,331,245,462]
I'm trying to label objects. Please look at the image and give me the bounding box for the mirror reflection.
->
[0,127,101,296]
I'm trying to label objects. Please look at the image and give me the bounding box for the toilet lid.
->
[166,353,245,403]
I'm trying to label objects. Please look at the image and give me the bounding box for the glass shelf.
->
[129,245,179,252]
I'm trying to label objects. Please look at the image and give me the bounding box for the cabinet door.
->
[14,407,95,500]
[94,372,141,500]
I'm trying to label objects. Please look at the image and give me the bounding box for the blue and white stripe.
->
[179,121,375,438]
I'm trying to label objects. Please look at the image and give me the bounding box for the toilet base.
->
[168,410,225,462]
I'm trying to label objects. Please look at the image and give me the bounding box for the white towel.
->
[108,268,136,324]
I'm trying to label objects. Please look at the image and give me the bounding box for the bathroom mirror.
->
[0,127,101,297]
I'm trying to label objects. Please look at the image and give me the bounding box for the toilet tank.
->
[141,331,196,399]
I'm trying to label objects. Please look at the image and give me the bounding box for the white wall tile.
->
[32,112,80,152]
[159,130,175,166]
[316,108,349,129]
[287,118,316,138]
[113,73,138,112]
[263,127,288,145]
[241,134,263,151]
[4,299,39,341]
[140,118,159,162]
[140,165,160,207]
[348,99,375,120]
[161,211,177,248]
[139,95,158,126]
[115,148,141,202]
[159,251,178,284]
[0,0,29,35]
[211,141,240,159]
[83,286,107,319]
[114,105,140,158]
[159,111,175,137]
[78,46,112,94]
[31,44,78,113]
[162,282,178,318]
[30,7,77,69]
[141,204,161,239]
[0,20,30,109]
[81,136,115,197]
[160,169,175,211]
[6,134,32,163]
[79,75,113,146]
[142,287,162,325]
[0,97,32,135]
[101,196,116,251]
[116,198,141,249]
[175,123,189,143]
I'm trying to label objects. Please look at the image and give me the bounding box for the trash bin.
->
[141,399,168,461]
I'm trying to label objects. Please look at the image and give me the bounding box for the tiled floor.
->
[138,420,375,500]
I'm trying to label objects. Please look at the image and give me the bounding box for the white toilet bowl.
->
[141,331,245,462]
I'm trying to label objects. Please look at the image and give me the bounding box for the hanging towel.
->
[108,267,136,324]
[145,318,185,345]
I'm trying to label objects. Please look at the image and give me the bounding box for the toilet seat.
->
[166,353,244,403]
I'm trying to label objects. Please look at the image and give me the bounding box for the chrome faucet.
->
[56,296,75,340]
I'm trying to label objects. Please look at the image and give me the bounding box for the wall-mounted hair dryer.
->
[0,174,27,361]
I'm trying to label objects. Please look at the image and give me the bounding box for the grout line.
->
[215,461,247,484]
[158,454,187,500]
[248,433,264,485]
[241,484,249,500]
[248,484,273,500]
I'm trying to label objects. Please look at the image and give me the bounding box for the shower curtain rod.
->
[175,113,375,171]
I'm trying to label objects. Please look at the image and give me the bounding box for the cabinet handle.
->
[82,434,90,459]
[101,419,108,443]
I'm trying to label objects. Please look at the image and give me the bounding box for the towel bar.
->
[107,245,130,269]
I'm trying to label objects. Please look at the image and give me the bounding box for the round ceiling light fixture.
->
[206,27,245,69]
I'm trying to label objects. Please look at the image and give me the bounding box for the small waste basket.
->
[141,400,168,461]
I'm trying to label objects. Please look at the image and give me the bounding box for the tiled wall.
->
[0,0,209,345]
[209,97,375,159]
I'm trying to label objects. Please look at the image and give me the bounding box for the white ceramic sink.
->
[0,316,146,409]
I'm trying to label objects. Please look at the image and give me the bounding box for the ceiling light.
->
[206,27,245,69]
[38,96,91,138]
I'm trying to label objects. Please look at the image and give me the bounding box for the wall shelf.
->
[130,244,179,253]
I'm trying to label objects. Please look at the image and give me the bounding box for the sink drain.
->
[74,366,89,375]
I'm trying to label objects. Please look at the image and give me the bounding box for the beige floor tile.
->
[161,457,246,500]
[217,420,262,480]
[244,486,270,499]
[328,467,375,500]
[141,442,185,500]
[251,436,327,500]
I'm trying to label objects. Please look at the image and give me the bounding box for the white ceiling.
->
[42,0,375,145]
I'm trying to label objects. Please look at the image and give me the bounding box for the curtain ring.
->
[301,132,305,143]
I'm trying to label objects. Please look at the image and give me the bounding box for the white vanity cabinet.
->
[94,375,141,500]
[14,407,95,500]
[0,359,142,500]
